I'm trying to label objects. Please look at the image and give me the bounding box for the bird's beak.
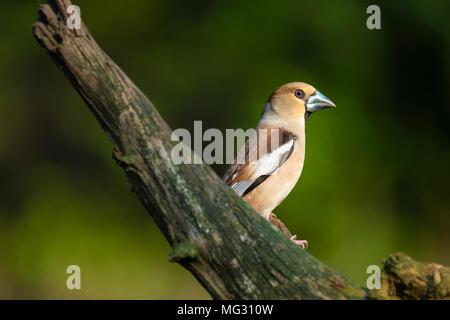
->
[306,90,336,112]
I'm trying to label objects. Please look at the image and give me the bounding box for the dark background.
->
[0,0,449,298]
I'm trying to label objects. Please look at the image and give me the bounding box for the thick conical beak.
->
[306,90,336,112]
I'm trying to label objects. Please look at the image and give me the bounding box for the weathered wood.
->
[32,0,449,300]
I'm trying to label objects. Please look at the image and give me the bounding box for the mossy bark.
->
[369,253,450,300]
[32,0,449,300]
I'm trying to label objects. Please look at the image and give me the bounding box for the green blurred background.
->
[0,0,449,299]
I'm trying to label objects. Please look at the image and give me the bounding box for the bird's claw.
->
[290,235,308,250]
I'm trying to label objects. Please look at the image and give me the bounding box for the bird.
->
[223,82,336,248]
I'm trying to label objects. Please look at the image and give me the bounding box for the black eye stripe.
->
[294,89,304,98]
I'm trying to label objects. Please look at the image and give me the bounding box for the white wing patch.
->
[230,139,294,196]
[253,139,294,176]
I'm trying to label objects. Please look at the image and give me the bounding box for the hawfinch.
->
[224,82,335,248]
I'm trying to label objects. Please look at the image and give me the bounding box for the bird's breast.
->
[243,140,305,219]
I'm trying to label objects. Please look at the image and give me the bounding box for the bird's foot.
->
[290,235,308,250]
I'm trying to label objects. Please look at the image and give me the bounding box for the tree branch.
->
[32,0,449,300]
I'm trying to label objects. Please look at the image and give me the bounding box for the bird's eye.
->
[294,89,305,99]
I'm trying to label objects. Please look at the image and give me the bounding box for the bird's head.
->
[264,82,336,123]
